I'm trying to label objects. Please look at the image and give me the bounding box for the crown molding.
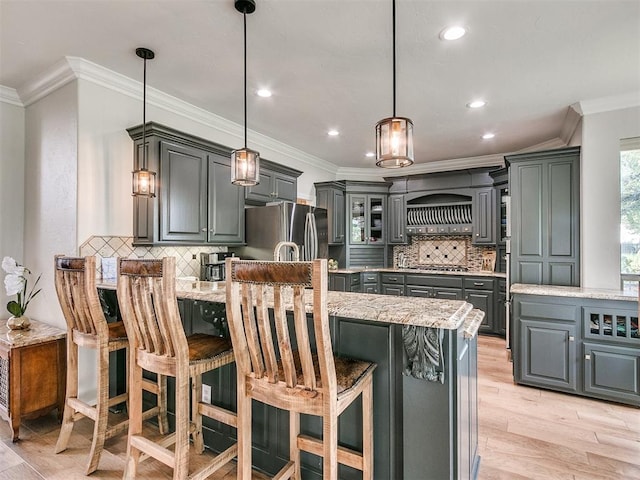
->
[16,56,338,175]
[513,137,567,154]
[0,86,22,106]
[574,91,640,116]
[337,153,505,180]
[560,105,582,145]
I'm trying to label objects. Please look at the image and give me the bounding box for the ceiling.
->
[1,0,639,171]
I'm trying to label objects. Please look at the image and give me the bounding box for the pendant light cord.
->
[243,10,248,149]
[142,55,147,170]
[392,0,396,118]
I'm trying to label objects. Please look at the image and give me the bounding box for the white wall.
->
[0,101,25,319]
[23,81,79,329]
[581,106,640,289]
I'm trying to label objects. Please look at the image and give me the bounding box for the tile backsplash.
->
[393,235,496,271]
[79,236,227,278]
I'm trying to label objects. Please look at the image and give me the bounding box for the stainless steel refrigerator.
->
[235,202,328,261]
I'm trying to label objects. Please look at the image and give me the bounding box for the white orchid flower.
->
[2,256,25,276]
[4,273,25,296]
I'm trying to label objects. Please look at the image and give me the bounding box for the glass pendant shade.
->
[375,116,414,168]
[132,166,156,197]
[231,147,260,186]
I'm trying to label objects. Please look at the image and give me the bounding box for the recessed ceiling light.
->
[365,152,375,158]
[467,100,486,109]
[440,26,467,41]
[482,133,495,140]
[256,88,272,97]
[327,129,340,136]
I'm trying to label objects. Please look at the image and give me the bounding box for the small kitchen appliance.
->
[200,252,234,281]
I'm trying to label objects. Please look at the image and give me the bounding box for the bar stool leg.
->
[124,350,143,476]
[85,345,109,474]
[362,378,374,480]
[55,338,78,454]
[237,381,252,480]
[289,411,301,480]
[191,374,204,454]
[323,408,338,480]
[174,371,190,480]
[157,374,169,435]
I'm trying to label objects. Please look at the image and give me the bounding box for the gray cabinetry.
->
[472,187,495,245]
[381,272,405,296]
[388,194,407,244]
[513,293,639,406]
[207,154,245,244]
[328,272,361,292]
[127,122,246,246]
[361,272,379,294]
[464,277,495,334]
[244,159,301,205]
[405,274,463,300]
[314,181,345,245]
[159,141,208,243]
[507,147,580,286]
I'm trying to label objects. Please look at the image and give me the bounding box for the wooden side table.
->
[0,319,66,441]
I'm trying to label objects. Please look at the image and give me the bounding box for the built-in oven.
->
[200,252,234,281]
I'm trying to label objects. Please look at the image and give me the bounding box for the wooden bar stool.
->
[53,255,168,475]
[225,258,376,480]
[117,257,237,480]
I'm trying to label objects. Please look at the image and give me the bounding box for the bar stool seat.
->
[117,257,237,480]
[53,255,168,475]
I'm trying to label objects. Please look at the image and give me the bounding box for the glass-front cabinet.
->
[348,194,386,245]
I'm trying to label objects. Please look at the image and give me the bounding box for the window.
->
[620,137,640,293]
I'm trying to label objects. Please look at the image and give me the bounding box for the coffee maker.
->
[199,252,234,281]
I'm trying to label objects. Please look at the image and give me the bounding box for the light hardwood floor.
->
[1,335,638,479]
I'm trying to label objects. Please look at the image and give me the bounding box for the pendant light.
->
[231,0,260,186]
[375,0,414,168]
[132,47,157,197]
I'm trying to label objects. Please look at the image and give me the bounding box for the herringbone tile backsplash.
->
[79,236,227,278]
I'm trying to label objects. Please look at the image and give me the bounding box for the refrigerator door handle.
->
[304,212,318,261]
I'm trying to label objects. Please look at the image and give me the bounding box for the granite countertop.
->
[329,267,507,278]
[99,279,480,335]
[510,283,637,302]
[0,318,66,348]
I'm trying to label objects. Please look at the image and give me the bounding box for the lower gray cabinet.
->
[513,294,639,406]
[361,272,379,294]
[464,277,495,334]
[583,342,640,404]
[519,319,578,392]
[328,272,361,292]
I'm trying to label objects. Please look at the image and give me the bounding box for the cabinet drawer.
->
[362,273,379,283]
[519,300,577,322]
[350,274,361,286]
[405,274,463,289]
[380,273,404,285]
[463,278,495,290]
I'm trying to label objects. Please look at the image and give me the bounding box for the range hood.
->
[406,193,473,235]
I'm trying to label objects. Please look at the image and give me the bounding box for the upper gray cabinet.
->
[314,181,345,245]
[244,159,301,205]
[507,147,580,286]
[388,194,407,244]
[127,122,245,246]
[472,187,495,245]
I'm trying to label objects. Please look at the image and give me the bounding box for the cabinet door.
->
[472,187,495,245]
[245,170,275,204]
[208,155,245,244]
[508,148,580,286]
[332,188,345,244]
[520,319,577,391]
[363,283,379,294]
[348,194,367,244]
[160,141,207,242]
[273,172,296,202]
[465,290,494,333]
[583,342,640,405]
[495,280,507,336]
[368,196,385,244]
[388,194,407,244]
[329,274,348,292]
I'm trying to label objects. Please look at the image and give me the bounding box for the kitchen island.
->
[99,279,484,479]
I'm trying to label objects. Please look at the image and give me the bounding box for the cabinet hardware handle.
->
[473,282,484,286]
[201,228,207,232]
[476,233,480,236]
[569,336,575,342]
[585,354,590,360]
